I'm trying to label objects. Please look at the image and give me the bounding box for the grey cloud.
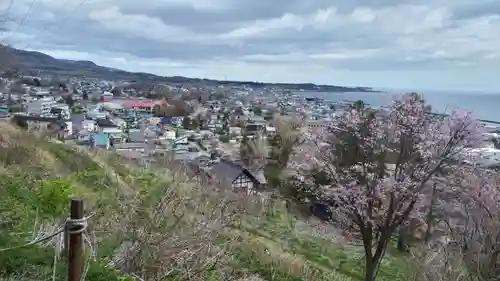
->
[18,12,285,61]
[2,0,500,74]
[451,0,500,20]
[126,0,428,34]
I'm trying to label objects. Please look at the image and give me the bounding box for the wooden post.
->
[68,198,84,281]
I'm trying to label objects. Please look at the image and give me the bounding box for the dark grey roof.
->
[70,114,86,124]
[210,160,245,185]
[70,114,86,131]
[174,151,206,161]
[96,118,117,127]
[114,142,147,150]
[129,130,144,142]
[231,160,266,184]
[190,155,212,167]
[247,169,267,184]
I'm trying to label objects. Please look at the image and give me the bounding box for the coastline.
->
[294,90,500,123]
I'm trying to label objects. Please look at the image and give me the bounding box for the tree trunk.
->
[424,184,438,245]
[364,256,382,281]
[397,226,409,252]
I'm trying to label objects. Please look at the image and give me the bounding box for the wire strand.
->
[0,0,14,41]
[0,0,36,45]
[0,225,65,252]
[0,212,95,252]
[21,0,88,50]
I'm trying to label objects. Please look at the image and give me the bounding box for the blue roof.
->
[94,133,109,145]
[139,113,153,119]
[160,117,172,124]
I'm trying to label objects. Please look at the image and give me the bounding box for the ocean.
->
[297,90,500,122]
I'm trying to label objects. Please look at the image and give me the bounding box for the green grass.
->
[230,205,411,281]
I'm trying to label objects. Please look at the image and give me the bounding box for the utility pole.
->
[68,198,84,281]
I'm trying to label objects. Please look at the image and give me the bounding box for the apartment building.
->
[26,97,56,115]
[50,103,71,120]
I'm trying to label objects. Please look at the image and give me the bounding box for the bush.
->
[12,116,28,130]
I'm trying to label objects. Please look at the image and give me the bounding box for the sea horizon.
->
[296,89,500,122]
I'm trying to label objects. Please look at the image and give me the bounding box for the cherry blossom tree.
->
[292,93,485,281]
[443,166,500,281]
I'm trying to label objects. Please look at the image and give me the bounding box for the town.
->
[0,74,354,194]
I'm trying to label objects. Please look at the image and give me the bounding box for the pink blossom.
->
[289,93,486,281]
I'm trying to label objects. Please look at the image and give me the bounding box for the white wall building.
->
[26,97,56,115]
[51,103,71,119]
[82,120,96,132]
[163,130,176,140]
[65,121,73,136]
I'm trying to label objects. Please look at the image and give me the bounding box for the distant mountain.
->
[3,46,378,92]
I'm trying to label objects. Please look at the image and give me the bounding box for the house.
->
[171,116,184,126]
[307,120,332,130]
[229,126,242,136]
[123,101,154,113]
[184,155,215,184]
[101,126,122,137]
[174,135,188,145]
[265,125,276,135]
[82,120,96,132]
[159,116,173,125]
[209,159,267,194]
[50,103,70,119]
[114,142,148,152]
[96,118,117,128]
[64,121,73,136]
[162,130,176,140]
[158,116,183,127]
[102,91,113,100]
[95,118,121,136]
[92,133,110,150]
[198,130,214,138]
[144,127,158,139]
[110,117,127,129]
[129,129,145,143]
[86,110,107,120]
[76,131,91,144]
[0,104,8,117]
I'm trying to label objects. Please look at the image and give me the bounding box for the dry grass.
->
[401,246,468,281]
[89,167,266,281]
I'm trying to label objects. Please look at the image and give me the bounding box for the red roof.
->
[125,97,150,100]
[124,102,154,108]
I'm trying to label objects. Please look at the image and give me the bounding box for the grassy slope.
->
[0,121,410,281]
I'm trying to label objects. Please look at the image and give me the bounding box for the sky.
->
[0,0,499,92]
